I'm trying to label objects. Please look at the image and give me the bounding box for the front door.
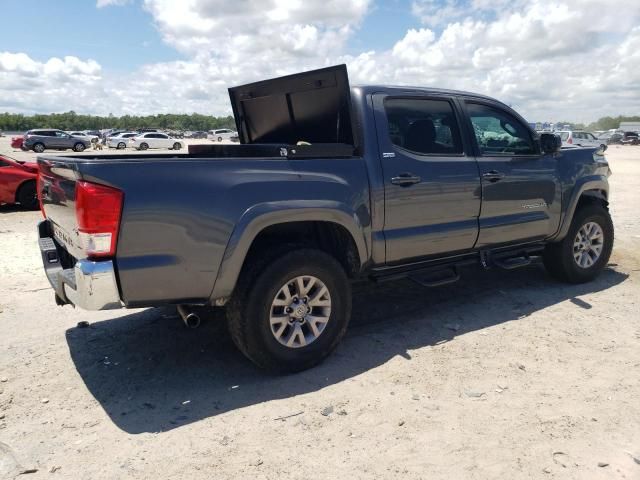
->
[461,100,561,247]
[373,94,482,264]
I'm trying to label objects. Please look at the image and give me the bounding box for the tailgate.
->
[38,157,84,259]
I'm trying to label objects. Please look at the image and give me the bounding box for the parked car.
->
[190,131,208,139]
[556,130,605,148]
[11,136,25,150]
[37,65,613,372]
[68,131,99,144]
[24,129,91,153]
[620,131,639,145]
[607,133,624,145]
[0,154,39,209]
[107,132,138,149]
[129,132,183,150]
[208,128,238,142]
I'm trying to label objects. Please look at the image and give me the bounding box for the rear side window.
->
[384,98,463,155]
[466,102,536,155]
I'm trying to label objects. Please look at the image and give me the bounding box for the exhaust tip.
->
[177,305,201,329]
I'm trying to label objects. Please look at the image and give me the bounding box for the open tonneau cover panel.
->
[228,64,356,148]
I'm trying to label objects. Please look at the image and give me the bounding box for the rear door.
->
[461,99,561,247]
[373,93,481,263]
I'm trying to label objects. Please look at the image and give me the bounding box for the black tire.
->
[543,202,613,283]
[218,136,222,142]
[32,143,45,153]
[227,249,351,372]
[117,142,126,149]
[140,142,149,150]
[73,142,85,152]
[16,181,39,210]
[172,142,181,150]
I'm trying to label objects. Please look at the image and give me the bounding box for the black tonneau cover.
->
[228,64,355,147]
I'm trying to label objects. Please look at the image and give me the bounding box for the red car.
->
[0,154,39,209]
[11,136,25,150]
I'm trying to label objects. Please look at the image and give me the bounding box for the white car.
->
[68,131,99,143]
[207,128,237,142]
[557,130,605,148]
[108,132,138,149]
[129,132,183,150]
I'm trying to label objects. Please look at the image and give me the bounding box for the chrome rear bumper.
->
[39,221,123,310]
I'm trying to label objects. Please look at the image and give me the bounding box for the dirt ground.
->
[1,138,639,479]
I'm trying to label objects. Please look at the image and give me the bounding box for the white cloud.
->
[96,0,130,8]
[2,0,640,122]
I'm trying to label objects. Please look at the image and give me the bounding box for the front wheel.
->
[172,142,181,150]
[543,202,613,283]
[139,142,149,150]
[32,143,45,153]
[117,142,126,149]
[218,136,223,142]
[73,142,85,152]
[227,249,351,372]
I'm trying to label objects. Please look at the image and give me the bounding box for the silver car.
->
[24,129,91,153]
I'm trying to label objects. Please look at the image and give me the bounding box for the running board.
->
[493,254,532,270]
[409,267,460,287]
[369,242,545,284]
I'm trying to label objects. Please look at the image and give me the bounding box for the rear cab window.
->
[466,102,537,155]
[383,98,464,155]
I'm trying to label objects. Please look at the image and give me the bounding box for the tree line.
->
[0,111,236,132]
[557,115,640,132]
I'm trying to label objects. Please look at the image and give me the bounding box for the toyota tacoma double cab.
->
[37,65,613,372]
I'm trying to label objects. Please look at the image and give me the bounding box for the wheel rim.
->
[269,275,331,349]
[34,144,44,152]
[573,221,604,269]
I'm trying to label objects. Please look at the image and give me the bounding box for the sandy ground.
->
[1,137,639,479]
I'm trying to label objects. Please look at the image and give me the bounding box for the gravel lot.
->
[1,138,639,479]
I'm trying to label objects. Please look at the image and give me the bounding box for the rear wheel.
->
[218,136,223,142]
[73,142,85,152]
[227,249,351,372]
[543,202,613,283]
[33,143,45,153]
[139,142,149,150]
[17,181,38,210]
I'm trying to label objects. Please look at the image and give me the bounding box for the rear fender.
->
[210,200,368,301]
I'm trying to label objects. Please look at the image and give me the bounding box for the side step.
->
[493,254,532,270]
[409,267,460,287]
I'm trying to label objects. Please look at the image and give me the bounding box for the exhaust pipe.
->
[177,305,201,329]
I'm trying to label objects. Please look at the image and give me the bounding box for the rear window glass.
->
[384,98,463,155]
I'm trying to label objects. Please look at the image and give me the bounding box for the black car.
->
[621,131,639,145]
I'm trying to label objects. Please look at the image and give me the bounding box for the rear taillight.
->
[75,181,123,259]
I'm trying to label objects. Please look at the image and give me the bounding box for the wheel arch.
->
[210,202,369,302]
[553,177,609,241]
[14,178,36,203]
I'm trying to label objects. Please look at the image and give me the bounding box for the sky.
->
[0,0,639,123]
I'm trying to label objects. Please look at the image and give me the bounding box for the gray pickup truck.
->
[37,65,613,372]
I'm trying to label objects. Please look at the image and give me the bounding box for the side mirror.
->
[540,132,561,154]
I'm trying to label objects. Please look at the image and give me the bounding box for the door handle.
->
[391,173,422,187]
[482,170,505,183]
